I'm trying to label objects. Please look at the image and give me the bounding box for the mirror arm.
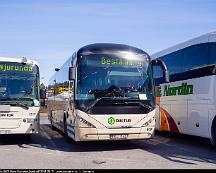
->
[151,59,170,83]
[151,59,167,71]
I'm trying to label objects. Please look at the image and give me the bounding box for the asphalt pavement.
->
[0,115,215,169]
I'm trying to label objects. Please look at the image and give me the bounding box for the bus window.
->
[209,43,216,65]
[182,44,209,71]
[162,51,183,75]
[153,66,162,78]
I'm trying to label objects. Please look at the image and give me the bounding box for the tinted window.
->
[209,43,216,65]
[153,66,163,78]
[162,51,183,75]
[182,44,209,71]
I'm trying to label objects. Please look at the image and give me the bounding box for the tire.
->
[210,119,216,148]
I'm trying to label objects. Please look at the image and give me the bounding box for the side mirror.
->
[69,67,76,81]
[152,59,170,83]
[40,89,46,99]
[163,70,170,83]
[55,68,60,72]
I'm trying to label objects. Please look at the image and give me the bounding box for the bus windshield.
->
[76,53,154,112]
[0,62,39,106]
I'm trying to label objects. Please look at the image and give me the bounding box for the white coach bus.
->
[0,57,46,136]
[152,31,216,146]
[47,43,169,141]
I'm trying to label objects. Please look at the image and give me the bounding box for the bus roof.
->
[77,43,149,57]
[0,57,39,66]
[151,31,216,59]
[48,43,150,84]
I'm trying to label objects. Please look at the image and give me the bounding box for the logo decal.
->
[108,117,115,125]
[156,82,194,97]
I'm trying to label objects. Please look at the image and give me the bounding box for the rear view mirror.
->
[55,68,60,72]
[152,59,170,83]
[163,70,170,83]
[40,89,46,99]
[69,67,76,81]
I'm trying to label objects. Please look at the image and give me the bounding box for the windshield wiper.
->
[9,102,29,110]
[16,97,35,101]
[137,102,152,111]
[89,85,125,98]
[0,97,34,101]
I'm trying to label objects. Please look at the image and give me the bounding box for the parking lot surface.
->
[0,115,215,169]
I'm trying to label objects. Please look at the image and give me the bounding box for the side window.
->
[209,43,216,65]
[163,51,183,75]
[153,65,163,79]
[182,43,209,72]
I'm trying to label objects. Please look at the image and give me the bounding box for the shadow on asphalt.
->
[0,124,216,166]
[0,124,138,152]
[131,131,216,165]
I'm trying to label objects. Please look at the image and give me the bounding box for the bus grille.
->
[89,105,149,114]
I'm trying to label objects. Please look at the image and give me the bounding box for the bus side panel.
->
[170,101,187,134]
[188,103,209,138]
[187,76,212,138]
[53,109,64,131]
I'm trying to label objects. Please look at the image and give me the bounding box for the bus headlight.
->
[142,117,155,127]
[79,118,95,128]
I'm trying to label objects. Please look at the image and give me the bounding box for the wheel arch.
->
[210,115,216,147]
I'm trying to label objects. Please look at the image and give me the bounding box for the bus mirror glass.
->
[151,59,170,83]
[40,89,46,99]
[55,68,60,72]
[69,67,76,81]
[163,70,170,83]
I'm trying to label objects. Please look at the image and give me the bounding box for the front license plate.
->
[0,130,10,134]
[109,134,128,140]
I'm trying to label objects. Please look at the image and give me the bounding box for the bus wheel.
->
[210,119,216,148]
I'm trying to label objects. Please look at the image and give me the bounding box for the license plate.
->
[109,134,128,140]
[0,130,11,134]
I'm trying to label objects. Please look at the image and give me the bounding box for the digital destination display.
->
[101,57,145,67]
[0,62,34,72]
[82,55,147,68]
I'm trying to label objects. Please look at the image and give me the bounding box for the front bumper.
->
[75,126,155,141]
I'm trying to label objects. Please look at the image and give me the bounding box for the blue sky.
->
[0,0,216,84]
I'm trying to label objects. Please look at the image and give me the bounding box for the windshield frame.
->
[74,52,155,113]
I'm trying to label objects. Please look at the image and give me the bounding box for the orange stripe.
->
[160,107,170,131]
[161,107,179,133]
